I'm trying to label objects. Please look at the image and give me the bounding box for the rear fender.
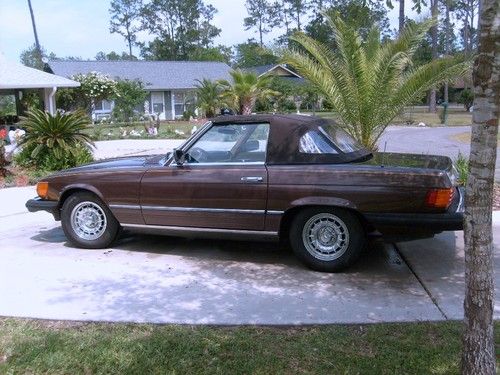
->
[289,196,357,210]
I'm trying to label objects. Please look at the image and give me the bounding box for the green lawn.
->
[312,106,472,127]
[84,120,197,141]
[84,106,472,142]
[1,318,499,374]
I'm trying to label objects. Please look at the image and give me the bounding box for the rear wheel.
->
[289,207,365,272]
[61,192,119,249]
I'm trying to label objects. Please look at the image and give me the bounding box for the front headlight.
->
[36,181,49,199]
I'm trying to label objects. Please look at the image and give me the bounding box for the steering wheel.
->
[187,147,208,163]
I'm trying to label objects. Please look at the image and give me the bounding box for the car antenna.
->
[382,141,387,167]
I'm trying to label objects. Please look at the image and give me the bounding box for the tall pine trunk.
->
[27,0,42,66]
[399,0,405,34]
[462,0,499,373]
[444,0,450,102]
[428,0,439,112]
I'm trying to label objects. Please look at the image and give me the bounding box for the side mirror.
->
[173,148,185,165]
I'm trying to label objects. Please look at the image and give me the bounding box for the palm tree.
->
[20,109,93,161]
[282,13,471,150]
[194,78,225,118]
[218,70,279,115]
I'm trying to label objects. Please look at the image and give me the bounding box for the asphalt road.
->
[378,126,500,180]
[1,186,499,324]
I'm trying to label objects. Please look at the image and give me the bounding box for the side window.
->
[299,130,338,154]
[185,123,270,164]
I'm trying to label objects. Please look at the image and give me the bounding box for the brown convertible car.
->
[26,114,463,272]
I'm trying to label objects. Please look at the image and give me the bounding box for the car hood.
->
[53,154,167,175]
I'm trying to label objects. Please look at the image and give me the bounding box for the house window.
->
[174,92,185,117]
[151,92,164,114]
[94,100,112,111]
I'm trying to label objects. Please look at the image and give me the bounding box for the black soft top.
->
[211,114,371,164]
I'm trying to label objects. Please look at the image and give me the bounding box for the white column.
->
[43,87,57,114]
[171,90,175,120]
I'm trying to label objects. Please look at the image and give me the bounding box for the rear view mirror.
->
[217,127,237,135]
[243,140,260,152]
[173,148,185,165]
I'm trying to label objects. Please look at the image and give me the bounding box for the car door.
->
[140,122,270,231]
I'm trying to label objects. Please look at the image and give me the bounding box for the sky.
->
[0,0,418,62]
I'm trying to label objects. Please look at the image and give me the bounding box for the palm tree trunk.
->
[240,98,255,115]
[461,0,499,373]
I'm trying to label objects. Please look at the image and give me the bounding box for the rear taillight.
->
[425,188,454,209]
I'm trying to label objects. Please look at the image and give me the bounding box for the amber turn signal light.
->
[425,188,454,209]
[36,182,49,199]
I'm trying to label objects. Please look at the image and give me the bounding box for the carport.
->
[0,55,79,116]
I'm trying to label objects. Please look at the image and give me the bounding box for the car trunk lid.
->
[359,152,453,173]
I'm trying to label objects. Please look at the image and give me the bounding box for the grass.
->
[84,120,198,141]
[83,106,473,142]
[1,318,499,374]
[450,131,500,144]
[313,106,472,127]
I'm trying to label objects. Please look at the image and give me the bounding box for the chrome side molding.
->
[121,223,279,241]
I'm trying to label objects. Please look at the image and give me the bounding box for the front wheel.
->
[289,207,365,272]
[61,192,119,249]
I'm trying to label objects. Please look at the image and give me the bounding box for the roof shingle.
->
[48,60,232,90]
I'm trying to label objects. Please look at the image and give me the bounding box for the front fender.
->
[58,184,106,203]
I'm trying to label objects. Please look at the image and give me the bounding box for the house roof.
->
[0,55,79,89]
[47,60,232,90]
[245,64,302,79]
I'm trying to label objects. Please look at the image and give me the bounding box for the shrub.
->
[112,79,147,123]
[16,109,94,171]
[454,152,469,186]
[458,88,474,112]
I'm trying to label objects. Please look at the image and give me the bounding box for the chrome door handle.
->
[241,176,263,182]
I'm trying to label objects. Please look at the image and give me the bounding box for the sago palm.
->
[282,14,471,149]
[218,70,279,115]
[194,78,225,118]
[20,109,94,160]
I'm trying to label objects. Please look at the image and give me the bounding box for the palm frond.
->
[281,13,471,149]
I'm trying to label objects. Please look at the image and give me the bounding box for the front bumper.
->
[26,197,60,220]
[364,187,464,232]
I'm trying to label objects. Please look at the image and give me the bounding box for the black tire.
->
[289,207,365,272]
[61,192,120,249]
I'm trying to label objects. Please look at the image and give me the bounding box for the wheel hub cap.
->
[70,202,107,241]
[302,213,350,261]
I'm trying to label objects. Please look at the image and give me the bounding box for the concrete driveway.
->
[1,186,499,324]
